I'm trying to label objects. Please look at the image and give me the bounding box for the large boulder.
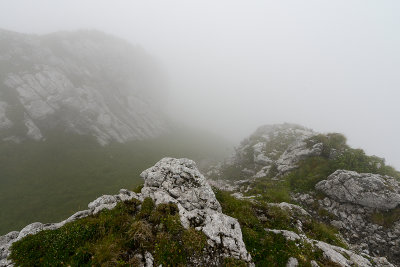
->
[140,157,253,263]
[316,170,400,210]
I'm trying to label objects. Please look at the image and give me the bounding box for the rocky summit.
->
[208,123,400,266]
[0,29,168,144]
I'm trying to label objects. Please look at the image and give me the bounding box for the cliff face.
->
[0,29,168,145]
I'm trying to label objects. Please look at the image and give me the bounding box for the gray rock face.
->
[276,141,323,174]
[0,29,168,144]
[265,228,394,267]
[294,191,400,265]
[141,158,253,264]
[316,170,400,210]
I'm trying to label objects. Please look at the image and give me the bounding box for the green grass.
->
[370,207,400,228]
[0,128,231,235]
[285,139,400,193]
[244,178,292,203]
[9,198,212,266]
[214,189,344,266]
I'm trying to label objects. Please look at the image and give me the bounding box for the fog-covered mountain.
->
[2,124,400,266]
[0,29,168,145]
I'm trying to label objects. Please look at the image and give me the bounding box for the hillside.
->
[0,29,232,235]
[1,124,400,266]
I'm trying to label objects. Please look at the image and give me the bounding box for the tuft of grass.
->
[370,207,400,228]
[303,221,347,249]
[245,178,291,203]
[214,189,344,266]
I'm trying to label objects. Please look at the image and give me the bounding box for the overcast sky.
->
[1,0,399,168]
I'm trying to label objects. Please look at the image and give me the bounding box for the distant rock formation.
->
[211,123,324,180]
[0,29,168,144]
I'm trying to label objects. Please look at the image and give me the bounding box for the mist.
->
[1,0,399,168]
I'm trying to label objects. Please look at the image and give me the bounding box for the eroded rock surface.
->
[140,157,253,264]
[316,170,400,210]
[0,29,168,144]
[212,124,324,181]
[265,228,394,267]
[294,191,400,265]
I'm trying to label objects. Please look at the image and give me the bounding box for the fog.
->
[1,0,399,168]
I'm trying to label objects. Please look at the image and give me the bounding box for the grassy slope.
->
[9,198,218,266]
[0,129,231,235]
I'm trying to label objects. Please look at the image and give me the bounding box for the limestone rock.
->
[265,228,394,267]
[140,157,253,264]
[0,29,169,144]
[316,170,400,210]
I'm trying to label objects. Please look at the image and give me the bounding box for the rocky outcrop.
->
[294,191,400,265]
[0,189,141,267]
[215,123,324,180]
[265,228,394,267]
[316,170,400,210]
[275,141,322,174]
[0,29,168,144]
[140,158,253,264]
[0,158,253,266]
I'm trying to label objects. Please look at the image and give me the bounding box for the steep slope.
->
[0,29,168,144]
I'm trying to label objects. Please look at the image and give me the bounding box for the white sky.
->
[1,0,400,168]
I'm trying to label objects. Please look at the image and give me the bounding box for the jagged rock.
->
[276,141,322,175]
[213,124,323,180]
[265,228,394,267]
[316,170,400,210]
[0,29,168,144]
[140,157,253,264]
[294,191,400,265]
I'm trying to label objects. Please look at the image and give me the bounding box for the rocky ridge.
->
[207,123,400,266]
[0,29,168,144]
[0,158,252,266]
[293,169,400,264]
[209,123,324,180]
